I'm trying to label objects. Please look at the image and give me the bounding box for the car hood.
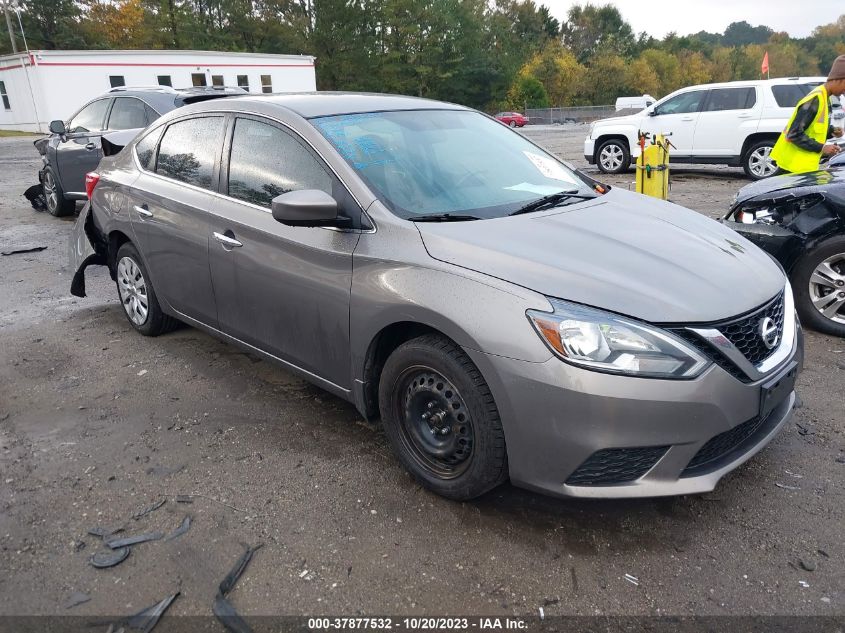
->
[733,167,845,206]
[593,113,642,127]
[417,188,785,324]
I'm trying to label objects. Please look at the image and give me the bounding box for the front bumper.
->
[583,138,596,164]
[467,321,803,499]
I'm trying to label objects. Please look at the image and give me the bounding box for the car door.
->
[208,115,361,388]
[55,98,112,196]
[692,86,758,156]
[642,89,707,156]
[127,115,226,327]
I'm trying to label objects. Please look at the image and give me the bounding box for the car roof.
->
[674,77,826,92]
[175,92,471,119]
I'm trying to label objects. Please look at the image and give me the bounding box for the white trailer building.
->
[0,49,316,132]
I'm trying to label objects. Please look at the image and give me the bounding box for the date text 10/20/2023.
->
[307,617,528,630]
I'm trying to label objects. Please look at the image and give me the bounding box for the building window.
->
[261,75,272,94]
[191,73,207,87]
[237,75,249,91]
[109,75,126,88]
[157,75,172,87]
[0,81,10,110]
[212,75,224,87]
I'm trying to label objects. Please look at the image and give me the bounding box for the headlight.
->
[527,299,710,379]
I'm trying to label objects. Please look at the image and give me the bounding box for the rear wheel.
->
[509,120,516,128]
[596,138,630,174]
[42,167,76,217]
[743,140,778,180]
[115,242,178,336]
[790,236,845,337]
[378,334,507,500]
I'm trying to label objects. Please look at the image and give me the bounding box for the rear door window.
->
[68,99,111,133]
[703,87,756,111]
[226,117,331,207]
[155,116,225,190]
[108,97,150,130]
[771,83,819,107]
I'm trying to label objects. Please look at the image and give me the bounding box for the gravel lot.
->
[0,125,844,623]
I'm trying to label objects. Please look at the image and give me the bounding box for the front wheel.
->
[596,139,630,174]
[378,334,508,500]
[791,236,845,337]
[743,140,778,180]
[508,120,517,128]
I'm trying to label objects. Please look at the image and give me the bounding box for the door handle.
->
[213,231,243,248]
[681,116,694,121]
[85,142,96,150]
[737,113,753,119]
[133,204,153,218]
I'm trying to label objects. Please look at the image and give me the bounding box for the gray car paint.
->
[72,93,802,499]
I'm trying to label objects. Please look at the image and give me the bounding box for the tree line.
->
[4,0,845,111]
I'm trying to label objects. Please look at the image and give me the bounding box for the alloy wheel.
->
[599,144,624,171]
[43,171,58,213]
[117,256,149,326]
[748,146,777,178]
[393,366,475,479]
[808,254,845,324]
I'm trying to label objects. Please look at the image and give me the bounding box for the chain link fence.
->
[523,105,620,125]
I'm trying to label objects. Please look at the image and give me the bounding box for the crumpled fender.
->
[69,203,108,297]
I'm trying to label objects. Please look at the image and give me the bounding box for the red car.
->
[495,111,529,128]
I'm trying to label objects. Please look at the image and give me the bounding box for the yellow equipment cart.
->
[635,132,672,200]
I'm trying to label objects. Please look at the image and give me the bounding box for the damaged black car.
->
[724,156,845,337]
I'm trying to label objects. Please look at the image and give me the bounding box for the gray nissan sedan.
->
[70,93,803,501]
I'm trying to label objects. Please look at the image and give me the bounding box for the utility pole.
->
[3,0,18,54]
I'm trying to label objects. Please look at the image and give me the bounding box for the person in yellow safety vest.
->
[770,54,845,174]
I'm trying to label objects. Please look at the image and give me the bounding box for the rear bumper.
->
[466,320,803,499]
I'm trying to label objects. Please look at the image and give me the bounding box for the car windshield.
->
[311,110,597,219]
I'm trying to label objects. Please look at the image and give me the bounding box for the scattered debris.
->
[213,544,263,633]
[132,499,166,520]
[23,184,47,211]
[623,574,639,586]
[125,592,179,633]
[88,526,124,539]
[1,245,47,256]
[799,580,810,588]
[818,549,830,559]
[796,423,814,437]
[64,591,91,609]
[784,469,803,478]
[836,455,845,464]
[137,369,148,377]
[164,516,192,542]
[175,495,194,504]
[90,547,130,569]
[106,531,164,549]
[799,559,817,572]
[146,464,185,477]
[299,569,309,579]
[538,606,544,620]
[542,597,560,607]
[775,482,800,491]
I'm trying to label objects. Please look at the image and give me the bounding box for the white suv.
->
[584,77,826,180]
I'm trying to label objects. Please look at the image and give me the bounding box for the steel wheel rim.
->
[600,144,623,170]
[808,253,845,324]
[117,256,149,326]
[393,366,474,479]
[43,171,58,212]
[749,146,777,178]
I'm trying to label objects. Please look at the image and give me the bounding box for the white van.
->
[615,95,655,111]
[587,78,826,179]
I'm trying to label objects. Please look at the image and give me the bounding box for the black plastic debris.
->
[164,516,191,542]
[23,184,46,211]
[63,591,91,609]
[90,547,130,568]
[88,525,124,539]
[213,544,263,633]
[132,499,166,520]
[1,245,47,256]
[125,592,179,633]
[106,531,164,549]
[175,495,194,504]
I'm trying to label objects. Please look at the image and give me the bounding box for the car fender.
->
[590,122,641,157]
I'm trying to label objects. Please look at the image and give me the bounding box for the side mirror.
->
[647,109,658,117]
[271,189,339,226]
[49,120,66,135]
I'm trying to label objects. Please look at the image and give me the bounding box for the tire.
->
[378,334,508,500]
[595,138,630,174]
[42,167,76,217]
[509,120,516,128]
[743,140,778,180]
[114,242,179,337]
[790,236,845,337]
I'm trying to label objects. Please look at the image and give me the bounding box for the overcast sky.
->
[541,0,842,39]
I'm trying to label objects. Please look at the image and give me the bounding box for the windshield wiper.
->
[408,213,482,222]
[509,190,596,216]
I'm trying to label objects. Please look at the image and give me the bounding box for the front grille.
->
[719,292,784,366]
[566,446,669,486]
[681,413,771,476]
[669,291,785,381]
